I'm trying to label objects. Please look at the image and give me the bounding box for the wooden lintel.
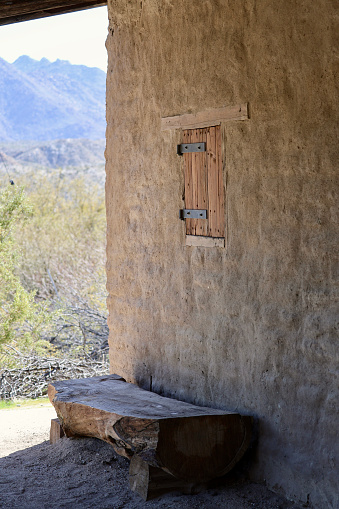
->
[186,235,225,248]
[0,1,106,26]
[161,103,248,131]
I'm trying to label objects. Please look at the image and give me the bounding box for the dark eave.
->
[0,1,107,26]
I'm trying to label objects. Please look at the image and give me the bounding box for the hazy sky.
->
[0,6,108,71]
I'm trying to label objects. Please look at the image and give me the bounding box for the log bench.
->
[48,374,252,500]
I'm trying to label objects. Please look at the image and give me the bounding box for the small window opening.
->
[182,125,225,241]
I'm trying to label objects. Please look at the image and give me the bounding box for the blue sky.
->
[0,6,108,71]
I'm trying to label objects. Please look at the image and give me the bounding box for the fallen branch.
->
[0,355,109,400]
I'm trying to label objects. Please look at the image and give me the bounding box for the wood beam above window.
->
[0,1,107,26]
[162,104,248,131]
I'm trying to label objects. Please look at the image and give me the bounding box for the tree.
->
[0,184,53,366]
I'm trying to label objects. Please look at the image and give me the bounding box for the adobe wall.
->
[105,1,338,507]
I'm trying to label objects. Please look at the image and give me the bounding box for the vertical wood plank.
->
[196,128,208,236]
[191,128,198,235]
[50,418,65,444]
[183,128,208,236]
[216,125,225,237]
[207,125,225,238]
[183,129,193,235]
[192,128,205,235]
[183,126,223,239]
[207,126,217,237]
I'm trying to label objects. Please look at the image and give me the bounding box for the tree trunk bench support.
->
[50,417,65,444]
[48,374,252,500]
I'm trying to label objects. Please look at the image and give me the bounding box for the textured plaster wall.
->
[105,1,338,507]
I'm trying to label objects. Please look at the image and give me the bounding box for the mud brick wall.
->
[105,1,338,506]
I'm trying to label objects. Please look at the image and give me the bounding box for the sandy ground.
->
[0,403,57,458]
[0,403,303,509]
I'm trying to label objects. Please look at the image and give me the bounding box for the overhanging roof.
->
[0,1,107,26]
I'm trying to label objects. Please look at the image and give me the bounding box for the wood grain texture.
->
[183,130,193,235]
[0,1,106,25]
[48,375,252,488]
[162,103,248,130]
[183,127,208,236]
[188,128,208,236]
[195,128,208,236]
[207,126,217,236]
[186,235,225,248]
[129,455,201,500]
[50,418,65,444]
[182,126,224,239]
[207,125,225,237]
[216,125,225,236]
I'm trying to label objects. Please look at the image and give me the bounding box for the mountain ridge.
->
[0,138,106,186]
[0,138,105,168]
[0,56,106,142]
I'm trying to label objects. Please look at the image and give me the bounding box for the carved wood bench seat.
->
[48,374,252,500]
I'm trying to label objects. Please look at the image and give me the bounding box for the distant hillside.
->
[0,139,106,186]
[0,139,105,168]
[0,56,106,141]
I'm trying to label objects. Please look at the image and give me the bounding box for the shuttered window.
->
[182,125,225,239]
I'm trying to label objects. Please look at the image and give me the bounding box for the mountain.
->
[0,139,105,168]
[0,139,106,186]
[0,56,106,141]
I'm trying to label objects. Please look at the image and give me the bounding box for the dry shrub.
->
[0,170,109,375]
[15,170,107,311]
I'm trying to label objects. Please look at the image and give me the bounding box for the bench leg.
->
[129,455,203,500]
[50,418,65,445]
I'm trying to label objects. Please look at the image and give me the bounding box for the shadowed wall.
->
[105,1,338,506]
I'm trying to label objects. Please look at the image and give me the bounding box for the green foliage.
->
[0,185,32,233]
[15,171,107,311]
[0,169,107,374]
[0,185,54,365]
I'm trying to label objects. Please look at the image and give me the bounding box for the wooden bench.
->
[48,374,252,500]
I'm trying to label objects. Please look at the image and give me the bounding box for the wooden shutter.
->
[183,125,224,238]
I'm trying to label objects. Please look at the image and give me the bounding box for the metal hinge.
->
[179,209,207,220]
[177,142,206,156]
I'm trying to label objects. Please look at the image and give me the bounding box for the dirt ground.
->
[0,403,303,509]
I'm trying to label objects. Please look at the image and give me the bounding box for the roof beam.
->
[0,1,107,26]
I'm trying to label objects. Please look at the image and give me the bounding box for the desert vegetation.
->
[0,167,109,399]
[0,55,108,399]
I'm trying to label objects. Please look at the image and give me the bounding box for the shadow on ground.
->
[0,437,302,509]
